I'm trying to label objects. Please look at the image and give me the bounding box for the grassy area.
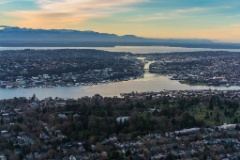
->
[186,103,240,127]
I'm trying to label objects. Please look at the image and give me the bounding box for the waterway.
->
[1,46,240,54]
[1,60,240,100]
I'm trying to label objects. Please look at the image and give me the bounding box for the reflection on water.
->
[144,72,159,79]
[1,46,240,54]
[1,46,240,99]
[143,61,158,79]
[1,61,240,100]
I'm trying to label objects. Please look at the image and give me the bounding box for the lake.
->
[1,57,240,100]
[1,46,240,54]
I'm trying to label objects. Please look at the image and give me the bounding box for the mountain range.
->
[1,26,240,49]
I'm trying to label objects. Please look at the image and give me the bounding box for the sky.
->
[1,0,240,42]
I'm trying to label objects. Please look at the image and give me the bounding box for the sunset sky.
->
[1,0,240,42]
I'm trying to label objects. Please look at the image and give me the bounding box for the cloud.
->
[128,7,209,22]
[0,0,13,4]
[130,14,179,22]
[8,11,93,28]
[0,0,35,5]
[175,7,209,13]
[5,0,148,28]
[227,14,240,18]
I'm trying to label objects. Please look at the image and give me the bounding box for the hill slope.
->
[0,26,240,49]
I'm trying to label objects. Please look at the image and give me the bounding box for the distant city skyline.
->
[1,0,240,42]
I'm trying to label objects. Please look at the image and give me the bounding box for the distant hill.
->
[1,26,240,49]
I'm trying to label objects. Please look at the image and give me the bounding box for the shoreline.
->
[0,75,143,90]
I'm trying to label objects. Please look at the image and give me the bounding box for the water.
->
[1,46,240,99]
[1,61,240,100]
[1,46,240,54]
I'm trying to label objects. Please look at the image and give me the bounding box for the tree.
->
[0,118,3,125]
[215,112,220,123]
[234,117,238,123]
[204,112,210,119]
[109,151,121,160]
[163,97,169,107]
[208,98,214,110]
[181,113,197,128]
[165,153,174,160]
[235,125,240,130]
[31,93,36,101]
[125,150,131,157]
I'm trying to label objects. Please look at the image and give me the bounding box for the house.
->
[0,155,7,160]
[43,74,50,79]
[69,155,77,160]
[58,113,67,119]
[30,102,39,108]
[218,123,237,130]
[1,130,11,138]
[116,116,130,123]
[174,128,200,135]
